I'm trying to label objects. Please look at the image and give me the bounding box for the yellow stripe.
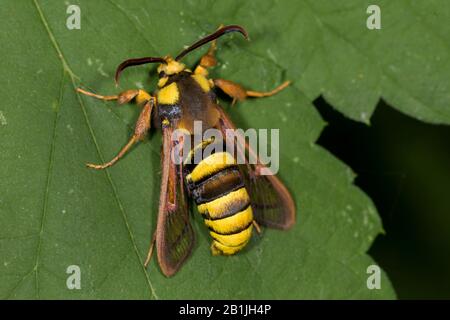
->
[157,82,179,105]
[210,224,252,247]
[203,203,253,232]
[211,239,249,255]
[183,138,215,165]
[186,152,235,183]
[157,76,168,88]
[191,74,211,92]
[198,188,250,219]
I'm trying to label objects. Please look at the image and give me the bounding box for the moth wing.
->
[156,126,195,277]
[239,166,295,229]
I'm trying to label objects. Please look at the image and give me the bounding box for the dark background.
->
[314,98,450,299]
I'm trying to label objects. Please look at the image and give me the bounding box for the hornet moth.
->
[77,25,295,277]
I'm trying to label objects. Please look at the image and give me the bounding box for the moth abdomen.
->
[186,146,254,255]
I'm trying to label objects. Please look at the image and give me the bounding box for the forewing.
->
[240,166,295,229]
[156,126,195,277]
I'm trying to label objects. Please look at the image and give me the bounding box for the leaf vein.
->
[32,0,158,300]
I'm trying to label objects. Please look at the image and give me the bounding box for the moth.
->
[77,25,295,277]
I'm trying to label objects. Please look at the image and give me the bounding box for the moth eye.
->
[159,71,166,78]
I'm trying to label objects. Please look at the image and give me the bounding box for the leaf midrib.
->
[30,0,158,299]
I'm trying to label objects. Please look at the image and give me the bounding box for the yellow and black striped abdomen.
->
[186,151,254,255]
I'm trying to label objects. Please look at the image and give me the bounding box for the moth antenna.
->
[175,25,248,61]
[115,57,166,85]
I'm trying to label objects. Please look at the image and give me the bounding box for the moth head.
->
[114,25,247,86]
[157,56,185,76]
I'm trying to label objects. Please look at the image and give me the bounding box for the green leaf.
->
[229,0,450,125]
[6,0,439,299]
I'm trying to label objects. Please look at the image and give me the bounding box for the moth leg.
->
[213,79,290,106]
[86,97,156,170]
[76,88,151,106]
[194,24,223,76]
[144,232,157,268]
[252,220,262,234]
